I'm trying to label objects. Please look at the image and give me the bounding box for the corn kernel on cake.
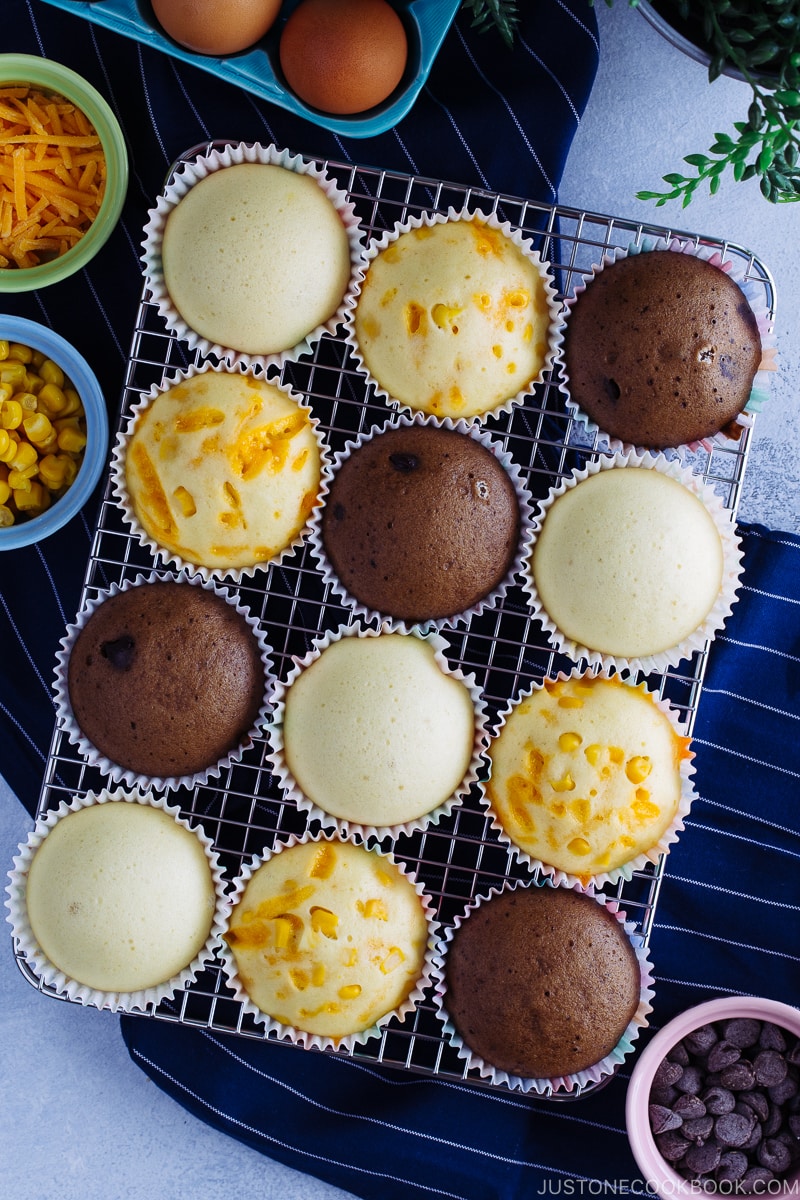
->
[353,218,554,419]
[486,675,692,881]
[282,633,476,828]
[531,467,724,658]
[26,800,216,994]
[224,840,430,1040]
[123,371,322,571]
[161,163,352,356]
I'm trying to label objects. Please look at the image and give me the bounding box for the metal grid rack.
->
[17,143,776,1099]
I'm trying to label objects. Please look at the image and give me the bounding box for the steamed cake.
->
[486,674,692,880]
[320,422,521,622]
[352,217,554,418]
[563,249,763,448]
[224,839,430,1040]
[25,799,217,994]
[281,632,476,827]
[530,466,725,659]
[161,162,352,356]
[123,371,322,571]
[443,884,641,1080]
[66,580,266,779]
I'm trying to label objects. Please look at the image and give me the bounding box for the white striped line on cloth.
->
[700,685,800,725]
[716,633,800,665]
[422,86,492,192]
[690,736,800,782]
[739,582,800,607]
[0,588,54,699]
[131,1044,594,1197]
[697,793,800,843]
[0,698,48,767]
[683,815,800,862]
[742,527,800,552]
[657,872,800,914]
[652,923,800,965]
[452,24,556,199]
[649,975,760,1003]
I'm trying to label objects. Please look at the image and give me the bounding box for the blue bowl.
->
[38,0,461,137]
[0,317,108,550]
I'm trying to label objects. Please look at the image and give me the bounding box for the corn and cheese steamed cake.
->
[161,162,353,356]
[280,631,477,829]
[352,216,556,419]
[486,675,693,881]
[25,798,217,994]
[122,370,323,572]
[530,465,725,660]
[224,839,430,1041]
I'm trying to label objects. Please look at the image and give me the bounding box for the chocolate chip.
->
[754,1049,788,1087]
[768,1070,798,1105]
[683,1115,715,1143]
[760,1023,788,1052]
[676,1065,705,1095]
[669,1041,691,1067]
[653,1058,684,1090]
[703,1086,736,1115]
[720,1060,757,1091]
[758,1137,792,1173]
[656,1128,692,1162]
[388,452,419,473]
[715,1111,755,1148]
[762,1101,784,1137]
[741,1167,775,1193]
[716,1150,749,1182]
[788,1113,800,1137]
[650,1084,679,1107]
[685,1024,718,1056]
[649,1104,683,1134]
[739,1118,763,1153]
[674,1094,707,1120]
[723,1018,762,1049]
[708,1040,742,1072]
[738,1091,770,1123]
[685,1141,722,1175]
[101,634,136,670]
[786,1039,800,1067]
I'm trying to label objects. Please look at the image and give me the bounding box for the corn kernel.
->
[9,470,32,493]
[40,359,65,387]
[60,388,83,418]
[308,844,336,879]
[38,454,68,490]
[0,478,9,505]
[11,441,37,472]
[550,772,576,793]
[289,968,309,991]
[173,485,196,518]
[558,696,584,709]
[57,424,87,454]
[0,340,9,361]
[311,963,326,987]
[14,481,47,511]
[567,837,592,857]
[38,382,67,415]
[0,504,13,526]
[357,898,388,921]
[24,372,43,395]
[23,412,54,448]
[338,984,362,1001]
[1,399,23,429]
[626,756,652,784]
[380,948,405,974]
[0,361,26,387]
[310,906,339,939]
[558,732,582,753]
[0,430,16,462]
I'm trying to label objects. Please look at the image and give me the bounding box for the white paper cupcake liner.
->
[307,411,533,633]
[53,569,275,793]
[141,141,366,372]
[109,361,331,583]
[523,449,745,676]
[267,621,488,841]
[431,877,655,1096]
[480,665,697,891]
[343,207,563,423]
[218,829,439,1052]
[558,236,777,456]
[5,787,230,1014]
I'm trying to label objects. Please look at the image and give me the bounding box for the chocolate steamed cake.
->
[67,581,265,778]
[444,884,641,1080]
[321,423,521,622]
[563,250,762,448]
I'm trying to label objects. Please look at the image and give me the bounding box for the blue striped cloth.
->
[5,4,800,1198]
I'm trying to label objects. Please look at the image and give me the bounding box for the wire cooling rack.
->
[18,143,777,1099]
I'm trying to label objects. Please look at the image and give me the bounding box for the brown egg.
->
[279,0,409,115]
[151,0,282,57]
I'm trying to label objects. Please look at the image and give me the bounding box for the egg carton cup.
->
[53,568,275,793]
[557,235,778,457]
[218,829,440,1054]
[307,410,534,633]
[480,665,698,891]
[343,206,563,423]
[431,877,655,1096]
[5,787,231,1014]
[110,361,331,583]
[523,448,745,676]
[267,620,489,842]
[141,141,366,372]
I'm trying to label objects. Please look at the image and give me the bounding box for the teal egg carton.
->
[38,0,461,137]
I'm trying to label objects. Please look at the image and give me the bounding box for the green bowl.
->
[0,54,128,292]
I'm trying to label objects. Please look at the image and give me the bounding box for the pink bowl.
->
[626,996,800,1195]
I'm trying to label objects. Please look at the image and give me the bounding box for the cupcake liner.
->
[5,787,230,1014]
[218,829,439,1053]
[480,665,697,891]
[267,621,488,841]
[523,449,745,676]
[53,569,275,793]
[141,141,366,372]
[343,207,563,423]
[109,361,331,583]
[558,236,777,456]
[431,877,655,1096]
[307,411,534,632]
